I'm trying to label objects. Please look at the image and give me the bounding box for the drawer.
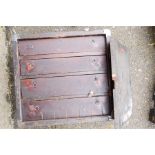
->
[20,55,107,77]
[18,36,106,56]
[21,74,109,100]
[22,96,110,121]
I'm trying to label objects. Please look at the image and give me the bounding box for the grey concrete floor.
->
[1,26,155,128]
[0,27,13,128]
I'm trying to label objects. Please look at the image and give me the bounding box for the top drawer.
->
[18,36,106,56]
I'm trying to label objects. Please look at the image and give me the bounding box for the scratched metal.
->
[18,36,106,56]
[22,96,110,121]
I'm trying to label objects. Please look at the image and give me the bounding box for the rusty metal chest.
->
[12,30,132,128]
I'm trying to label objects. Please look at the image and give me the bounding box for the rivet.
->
[94,76,98,81]
[27,44,34,49]
[92,39,95,43]
[35,106,40,111]
[95,100,100,105]
[33,81,37,88]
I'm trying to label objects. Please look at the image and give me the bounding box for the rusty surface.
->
[20,56,107,76]
[21,74,109,100]
[22,96,110,121]
[18,36,106,56]
[14,32,113,124]
[20,51,104,60]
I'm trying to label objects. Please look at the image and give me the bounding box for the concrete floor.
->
[0,27,13,128]
[0,26,155,128]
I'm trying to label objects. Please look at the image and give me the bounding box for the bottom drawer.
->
[22,96,110,121]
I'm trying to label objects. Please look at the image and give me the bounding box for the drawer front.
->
[21,74,108,100]
[18,36,106,56]
[22,96,110,121]
[20,56,107,76]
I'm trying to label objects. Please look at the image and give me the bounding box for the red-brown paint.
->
[18,33,113,122]
[22,79,34,90]
[26,62,34,72]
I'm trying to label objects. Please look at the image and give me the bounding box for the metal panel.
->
[20,56,107,76]
[21,74,108,100]
[110,38,132,128]
[22,96,110,121]
[18,36,106,56]
[20,51,104,60]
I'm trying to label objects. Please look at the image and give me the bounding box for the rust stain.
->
[27,104,41,118]
[26,62,34,72]
[22,79,33,90]
[28,104,39,112]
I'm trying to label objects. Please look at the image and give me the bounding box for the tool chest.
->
[12,30,132,128]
